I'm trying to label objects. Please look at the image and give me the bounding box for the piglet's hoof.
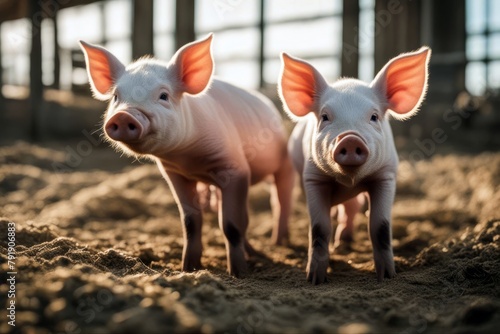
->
[228,247,248,278]
[306,258,329,285]
[374,250,396,282]
[182,256,202,272]
[228,261,248,278]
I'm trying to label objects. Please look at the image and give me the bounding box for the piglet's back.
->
[208,79,283,133]
[185,78,288,181]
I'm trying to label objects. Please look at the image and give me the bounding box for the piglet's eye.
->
[113,95,118,102]
[159,92,168,101]
[370,113,379,122]
[321,114,329,122]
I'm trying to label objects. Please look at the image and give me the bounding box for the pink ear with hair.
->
[79,41,125,100]
[170,34,214,95]
[278,53,328,119]
[371,47,431,119]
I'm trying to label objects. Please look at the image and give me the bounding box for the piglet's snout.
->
[333,134,369,167]
[105,111,149,142]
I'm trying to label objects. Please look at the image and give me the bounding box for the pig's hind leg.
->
[197,183,219,213]
[333,193,365,250]
[218,171,251,277]
[164,172,204,272]
[270,156,295,245]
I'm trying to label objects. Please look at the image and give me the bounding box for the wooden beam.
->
[0,0,108,24]
[341,0,359,78]
[258,0,265,88]
[52,11,60,89]
[29,1,43,141]
[0,22,3,101]
[100,1,106,44]
[374,0,421,72]
[428,0,466,93]
[132,0,154,59]
[197,13,342,35]
[212,52,342,64]
[175,0,195,50]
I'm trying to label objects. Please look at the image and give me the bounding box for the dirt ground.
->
[0,141,499,334]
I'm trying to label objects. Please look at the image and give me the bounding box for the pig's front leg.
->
[164,171,204,272]
[304,174,332,284]
[218,172,250,277]
[368,178,397,281]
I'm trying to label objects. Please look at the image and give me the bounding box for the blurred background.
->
[0,0,499,156]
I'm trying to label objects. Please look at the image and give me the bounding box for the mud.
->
[0,142,499,333]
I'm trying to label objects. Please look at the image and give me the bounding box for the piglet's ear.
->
[371,47,431,120]
[79,41,125,101]
[278,53,328,120]
[170,34,214,95]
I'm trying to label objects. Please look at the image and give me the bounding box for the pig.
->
[278,47,431,284]
[79,34,294,277]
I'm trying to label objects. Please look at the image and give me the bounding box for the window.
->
[466,0,500,95]
[195,0,343,89]
[1,19,31,87]
[102,0,132,62]
[195,0,260,89]
[358,0,375,82]
[153,0,175,61]
[60,0,133,90]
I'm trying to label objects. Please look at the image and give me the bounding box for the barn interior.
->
[0,0,499,152]
[0,1,499,333]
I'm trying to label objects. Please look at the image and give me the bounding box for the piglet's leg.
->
[333,193,365,249]
[165,171,203,272]
[304,179,332,285]
[368,178,397,282]
[218,172,250,277]
[271,156,295,245]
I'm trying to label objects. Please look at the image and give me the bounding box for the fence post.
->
[29,1,43,141]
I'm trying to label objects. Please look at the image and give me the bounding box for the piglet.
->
[278,47,431,283]
[80,34,294,277]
